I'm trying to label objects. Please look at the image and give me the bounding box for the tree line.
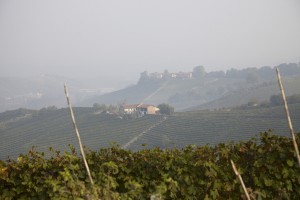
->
[1,131,300,199]
[93,103,175,116]
[138,62,300,84]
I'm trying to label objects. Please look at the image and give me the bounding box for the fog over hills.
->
[1,1,300,81]
[1,102,300,160]
[79,63,300,111]
[1,63,300,112]
[1,3,300,196]
[0,74,131,112]
[1,1,300,112]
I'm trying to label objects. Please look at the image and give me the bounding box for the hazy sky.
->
[1,0,300,80]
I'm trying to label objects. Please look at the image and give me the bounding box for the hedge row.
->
[1,131,300,199]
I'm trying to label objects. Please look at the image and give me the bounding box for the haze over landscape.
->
[1,2,300,197]
[1,0,300,80]
[0,0,299,112]
[1,0,300,152]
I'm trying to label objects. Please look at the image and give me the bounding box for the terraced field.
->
[186,77,300,111]
[0,108,164,160]
[1,104,299,159]
[129,104,300,150]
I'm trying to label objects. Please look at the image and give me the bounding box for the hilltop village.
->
[148,71,193,80]
[138,63,300,84]
[138,66,206,83]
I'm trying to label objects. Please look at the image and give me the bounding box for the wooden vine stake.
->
[64,84,94,185]
[230,160,251,200]
[276,67,300,167]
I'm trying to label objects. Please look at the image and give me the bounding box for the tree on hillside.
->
[138,71,149,84]
[39,106,57,114]
[206,70,225,78]
[287,94,300,104]
[117,99,127,107]
[192,66,206,78]
[164,69,169,75]
[157,103,175,115]
[259,66,274,79]
[246,72,259,84]
[226,68,239,78]
[93,103,101,109]
[278,63,300,76]
[163,69,169,80]
[93,103,107,112]
[270,94,282,106]
[108,104,118,113]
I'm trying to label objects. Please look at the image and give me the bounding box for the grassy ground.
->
[187,77,300,111]
[1,103,299,160]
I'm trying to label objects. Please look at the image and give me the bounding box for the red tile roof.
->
[121,104,156,109]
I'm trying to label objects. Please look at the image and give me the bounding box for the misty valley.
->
[1,63,300,199]
[1,1,300,198]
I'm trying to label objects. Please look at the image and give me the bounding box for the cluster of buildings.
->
[119,104,160,115]
[149,71,193,80]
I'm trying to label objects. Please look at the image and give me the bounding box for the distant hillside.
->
[81,63,300,111]
[0,75,82,112]
[80,81,163,106]
[130,103,300,151]
[1,103,300,160]
[0,75,126,112]
[0,107,164,160]
[1,63,299,112]
[185,76,300,111]
[80,76,261,110]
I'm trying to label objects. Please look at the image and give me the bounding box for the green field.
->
[81,74,300,111]
[2,133,300,199]
[186,77,300,111]
[1,103,300,160]
[81,77,250,110]
[132,104,300,150]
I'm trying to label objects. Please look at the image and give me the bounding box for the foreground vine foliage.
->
[1,131,300,199]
